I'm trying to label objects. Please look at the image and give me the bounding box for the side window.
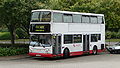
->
[64,35,73,44]
[98,16,104,24]
[98,34,101,40]
[53,13,63,22]
[63,14,72,23]
[82,15,90,23]
[90,16,97,24]
[91,34,98,42]
[73,34,82,43]
[73,15,81,23]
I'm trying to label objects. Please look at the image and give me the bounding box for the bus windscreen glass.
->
[31,11,51,22]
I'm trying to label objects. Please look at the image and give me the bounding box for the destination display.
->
[30,24,50,32]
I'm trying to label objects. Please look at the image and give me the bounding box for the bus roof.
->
[32,9,104,16]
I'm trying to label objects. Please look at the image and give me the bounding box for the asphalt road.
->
[0,52,120,68]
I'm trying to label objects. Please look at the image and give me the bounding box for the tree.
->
[18,0,40,35]
[0,0,39,44]
[66,0,120,32]
[0,0,18,44]
[0,0,120,44]
[95,0,120,32]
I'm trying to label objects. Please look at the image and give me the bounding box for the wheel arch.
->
[63,47,70,58]
[93,45,98,50]
[63,47,70,53]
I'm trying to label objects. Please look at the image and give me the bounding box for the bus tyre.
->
[63,49,70,58]
[93,46,98,55]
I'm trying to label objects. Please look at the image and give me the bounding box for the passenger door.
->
[83,35,90,51]
[52,34,61,55]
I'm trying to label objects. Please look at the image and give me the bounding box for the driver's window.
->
[39,35,46,44]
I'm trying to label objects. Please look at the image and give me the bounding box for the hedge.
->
[0,44,29,48]
[0,47,28,56]
[0,44,29,56]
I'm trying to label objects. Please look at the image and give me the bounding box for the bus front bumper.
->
[28,53,57,58]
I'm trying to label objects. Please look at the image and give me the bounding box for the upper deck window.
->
[90,16,97,23]
[63,14,72,23]
[53,13,63,22]
[73,15,81,23]
[31,11,51,22]
[82,15,90,23]
[98,16,104,24]
[31,12,40,22]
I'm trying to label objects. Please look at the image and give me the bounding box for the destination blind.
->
[30,24,50,32]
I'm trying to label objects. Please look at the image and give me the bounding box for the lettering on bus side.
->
[73,44,81,47]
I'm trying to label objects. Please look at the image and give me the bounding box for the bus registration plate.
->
[36,54,41,56]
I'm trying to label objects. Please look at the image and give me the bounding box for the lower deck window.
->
[91,34,98,42]
[91,34,101,42]
[64,34,82,44]
[98,34,101,40]
[64,35,73,44]
[73,35,82,43]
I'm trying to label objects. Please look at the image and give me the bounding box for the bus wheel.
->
[63,48,70,58]
[93,46,98,55]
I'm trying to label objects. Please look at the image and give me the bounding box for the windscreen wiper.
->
[39,42,45,48]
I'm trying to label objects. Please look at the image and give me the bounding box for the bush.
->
[106,31,120,39]
[0,47,28,56]
[0,32,19,40]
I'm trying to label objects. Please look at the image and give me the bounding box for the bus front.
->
[29,10,61,58]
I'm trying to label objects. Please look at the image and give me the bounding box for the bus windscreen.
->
[31,11,51,22]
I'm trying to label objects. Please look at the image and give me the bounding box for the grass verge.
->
[106,39,120,42]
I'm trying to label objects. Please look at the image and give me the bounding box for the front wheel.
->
[93,46,98,55]
[63,49,70,58]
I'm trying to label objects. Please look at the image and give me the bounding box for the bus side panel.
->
[62,43,83,56]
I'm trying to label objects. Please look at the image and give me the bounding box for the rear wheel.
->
[93,46,98,55]
[63,49,70,58]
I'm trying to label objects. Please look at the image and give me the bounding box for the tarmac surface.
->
[0,52,120,68]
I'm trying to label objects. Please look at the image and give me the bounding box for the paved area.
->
[0,52,120,68]
[106,42,118,45]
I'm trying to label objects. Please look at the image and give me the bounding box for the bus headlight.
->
[45,49,50,53]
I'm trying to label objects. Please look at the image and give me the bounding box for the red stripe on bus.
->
[70,51,83,56]
[29,49,105,58]
[29,53,56,58]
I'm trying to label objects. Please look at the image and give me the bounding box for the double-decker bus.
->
[29,9,105,58]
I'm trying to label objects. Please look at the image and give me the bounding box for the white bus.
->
[29,9,105,58]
